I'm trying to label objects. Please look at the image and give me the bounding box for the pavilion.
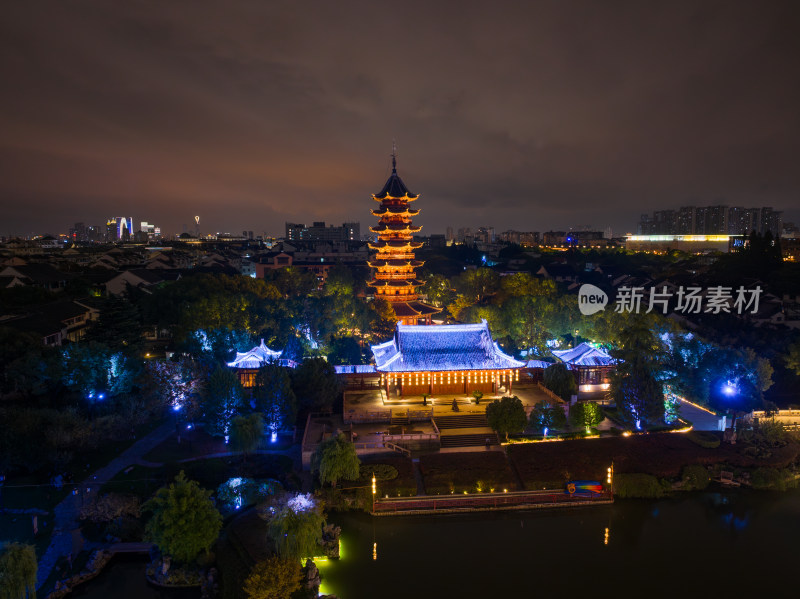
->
[227,340,297,387]
[371,320,525,397]
[551,342,615,397]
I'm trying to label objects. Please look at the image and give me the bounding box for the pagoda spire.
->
[391,138,397,171]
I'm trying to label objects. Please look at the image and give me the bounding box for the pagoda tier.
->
[371,206,420,217]
[368,154,440,325]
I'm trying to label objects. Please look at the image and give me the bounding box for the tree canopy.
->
[0,543,37,599]
[542,363,577,401]
[486,396,528,441]
[262,493,325,561]
[144,472,222,564]
[243,556,302,599]
[311,432,360,489]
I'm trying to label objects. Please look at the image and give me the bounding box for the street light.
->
[371,473,376,513]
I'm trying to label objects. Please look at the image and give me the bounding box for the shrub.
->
[681,465,710,491]
[686,431,721,449]
[614,473,666,498]
[751,467,796,491]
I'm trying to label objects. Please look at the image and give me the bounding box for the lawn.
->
[350,455,417,497]
[507,432,800,490]
[142,426,295,464]
[101,454,296,500]
[418,452,518,495]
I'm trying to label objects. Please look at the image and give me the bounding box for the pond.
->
[318,490,800,598]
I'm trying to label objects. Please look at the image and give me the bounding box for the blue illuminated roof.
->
[552,342,614,367]
[227,340,282,369]
[371,320,525,373]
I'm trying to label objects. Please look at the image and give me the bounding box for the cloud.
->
[1,0,798,236]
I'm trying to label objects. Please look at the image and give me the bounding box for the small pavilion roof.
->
[227,339,282,369]
[371,320,524,373]
[552,342,615,367]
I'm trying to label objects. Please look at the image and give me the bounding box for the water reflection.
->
[321,490,800,598]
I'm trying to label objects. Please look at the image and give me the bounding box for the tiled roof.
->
[371,320,525,373]
[227,340,282,369]
[552,342,615,367]
[334,365,377,374]
[373,166,418,200]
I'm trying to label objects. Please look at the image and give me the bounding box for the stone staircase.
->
[434,414,499,449]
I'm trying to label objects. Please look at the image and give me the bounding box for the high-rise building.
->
[107,217,133,241]
[727,207,760,235]
[760,207,783,237]
[367,153,439,325]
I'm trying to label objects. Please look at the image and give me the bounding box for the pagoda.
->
[367,150,440,325]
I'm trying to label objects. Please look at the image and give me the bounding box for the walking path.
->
[36,424,304,591]
[36,420,175,590]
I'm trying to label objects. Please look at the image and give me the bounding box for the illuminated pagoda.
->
[368,149,440,325]
[371,320,525,397]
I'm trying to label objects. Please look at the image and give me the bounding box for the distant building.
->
[285,221,360,242]
[640,205,782,237]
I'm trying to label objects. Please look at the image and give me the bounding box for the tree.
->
[243,556,302,599]
[84,295,144,356]
[0,543,37,599]
[486,396,527,441]
[203,367,244,438]
[291,358,341,413]
[327,336,364,365]
[785,342,800,377]
[453,268,500,304]
[529,401,567,433]
[231,413,264,460]
[261,493,325,561]
[542,363,578,401]
[569,402,604,432]
[253,364,297,436]
[142,357,203,416]
[610,320,666,430]
[312,432,360,489]
[368,299,397,342]
[144,472,222,564]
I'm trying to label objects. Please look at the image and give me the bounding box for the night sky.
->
[2,1,799,237]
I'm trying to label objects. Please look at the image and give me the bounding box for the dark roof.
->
[390,301,441,318]
[4,264,71,283]
[373,165,418,200]
[371,320,525,373]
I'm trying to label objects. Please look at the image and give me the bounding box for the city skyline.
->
[2,1,799,236]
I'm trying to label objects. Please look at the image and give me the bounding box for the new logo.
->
[578,284,608,315]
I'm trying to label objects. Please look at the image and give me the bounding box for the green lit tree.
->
[569,402,604,432]
[243,556,301,599]
[144,472,222,564]
[0,542,37,599]
[311,432,360,489]
[486,396,527,441]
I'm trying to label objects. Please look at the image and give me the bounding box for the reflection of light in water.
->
[373,542,377,560]
[604,527,609,545]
